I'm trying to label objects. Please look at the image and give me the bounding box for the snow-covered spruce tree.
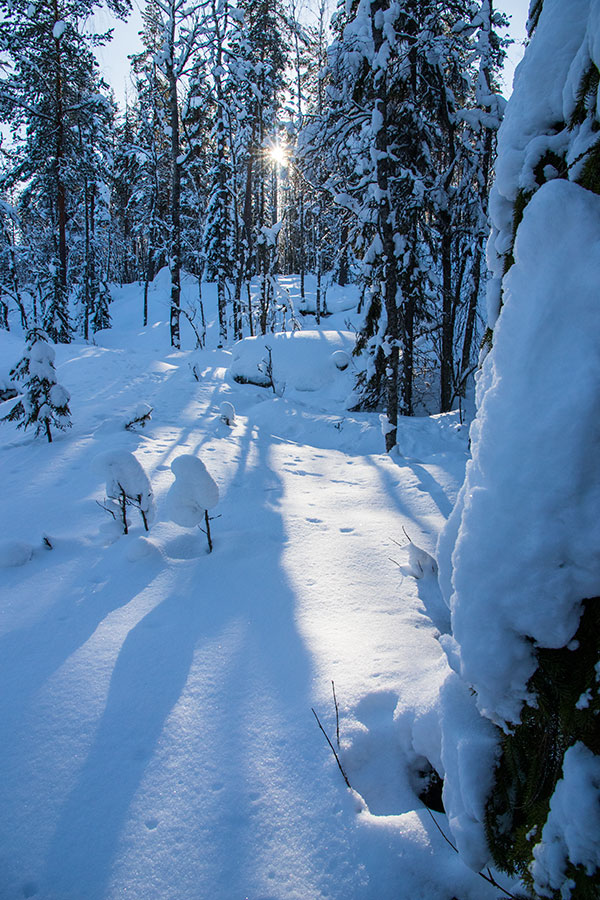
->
[0,0,130,343]
[0,198,28,331]
[200,0,237,348]
[309,0,467,445]
[2,328,71,443]
[437,2,600,896]
[127,21,173,325]
[434,1,507,412]
[70,91,117,338]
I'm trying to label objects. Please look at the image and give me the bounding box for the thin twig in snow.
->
[312,708,351,789]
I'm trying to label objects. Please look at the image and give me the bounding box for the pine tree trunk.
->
[53,0,68,313]
[373,7,400,450]
[167,65,181,349]
[440,218,453,412]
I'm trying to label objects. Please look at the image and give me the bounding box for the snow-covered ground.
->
[0,275,502,899]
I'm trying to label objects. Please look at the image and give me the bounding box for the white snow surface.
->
[0,274,502,900]
[530,742,600,897]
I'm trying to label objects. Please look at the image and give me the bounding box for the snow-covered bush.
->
[166,454,219,552]
[124,403,153,431]
[220,401,235,426]
[2,328,71,443]
[437,4,600,894]
[98,450,155,534]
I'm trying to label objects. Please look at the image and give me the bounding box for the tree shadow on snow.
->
[40,417,321,900]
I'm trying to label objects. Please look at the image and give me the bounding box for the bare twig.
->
[96,499,116,520]
[312,708,351,789]
[332,681,340,749]
[423,807,520,899]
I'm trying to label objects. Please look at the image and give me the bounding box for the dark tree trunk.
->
[167,65,181,349]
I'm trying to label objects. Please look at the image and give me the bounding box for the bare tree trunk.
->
[167,63,181,349]
[440,217,453,412]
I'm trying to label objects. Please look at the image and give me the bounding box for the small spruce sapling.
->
[166,454,219,552]
[98,450,155,534]
[2,328,71,443]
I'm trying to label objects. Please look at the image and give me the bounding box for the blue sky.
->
[92,0,530,108]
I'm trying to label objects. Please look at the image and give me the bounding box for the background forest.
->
[2,1,600,900]
[0,0,508,437]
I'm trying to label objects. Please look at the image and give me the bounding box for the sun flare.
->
[267,143,287,166]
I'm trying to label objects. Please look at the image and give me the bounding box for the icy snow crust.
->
[0,275,495,900]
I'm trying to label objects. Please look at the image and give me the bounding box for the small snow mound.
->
[126,536,161,562]
[331,350,350,371]
[401,542,438,580]
[229,331,356,394]
[0,540,34,568]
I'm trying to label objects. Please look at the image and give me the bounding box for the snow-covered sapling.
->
[220,401,235,426]
[98,450,155,534]
[2,328,71,443]
[124,403,153,431]
[166,454,219,553]
[258,345,284,396]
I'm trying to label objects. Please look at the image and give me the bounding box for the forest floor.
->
[0,274,506,900]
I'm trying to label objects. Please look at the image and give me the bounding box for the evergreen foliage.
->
[2,328,71,442]
[485,600,600,898]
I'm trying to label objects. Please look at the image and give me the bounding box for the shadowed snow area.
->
[0,275,500,899]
